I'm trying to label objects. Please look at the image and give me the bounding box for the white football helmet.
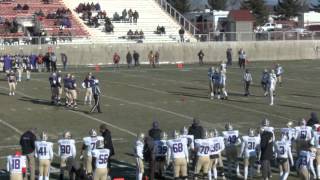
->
[203,130,210,139]
[300,118,306,126]
[210,129,219,137]
[160,132,168,140]
[180,126,188,135]
[41,131,48,141]
[225,123,233,131]
[287,121,293,128]
[137,132,145,141]
[248,128,255,137]
[173,130,180,139]
[89,129,97,137]
[96,139,104,149]
[63,131,72,139]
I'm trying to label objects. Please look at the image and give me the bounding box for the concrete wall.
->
[1,40,320,65]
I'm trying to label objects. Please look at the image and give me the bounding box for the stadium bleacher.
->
[63,0,196,43]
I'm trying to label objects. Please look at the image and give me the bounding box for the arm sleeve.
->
[166,143,171,162]
[240,142,245,157]
[288,146,294,165]
[57,143,61,156]
[49,144,54,160]
[6,157,10,172]
[72,143,76,158]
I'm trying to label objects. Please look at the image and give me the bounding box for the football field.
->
[0,60,319,179]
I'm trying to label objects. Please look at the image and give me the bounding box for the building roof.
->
[228,10,254,21]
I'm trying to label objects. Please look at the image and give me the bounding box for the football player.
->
[153,132,168,179]
[240,129,260,180]
[275,64,284,86]
[68,75,78,108]
[295,119,312,156]
[80,129,104,177]
[167,130,189,180]
[208,129,225,180]
[261,69,269,96]
[49,72,59,104]
[16,55,23,82]
[7,151,27,180]
[25,55,31,80]
[82,73,95,105]
[208,66,215,99]
[58,131,76,180]
[274,132,294,180]
[280,121,296,147]
[268,69,277,106]
[92,140,110,180]
[134,133,145,180]
[63,73,71,106]
[218,68,228,100]
[56,70,63,104]
[260,118,275,140]
[7,70,17,96]
[35,132,53,180]
[296,149,313,180]
[311,125,320,179]
[222,122,241,177]
[180,126,195,152]
[194,130,211,180]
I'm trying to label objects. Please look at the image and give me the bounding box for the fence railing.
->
[195,31,320,42]
[154,0,198,35]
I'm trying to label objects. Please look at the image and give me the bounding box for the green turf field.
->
[0,60,319,179]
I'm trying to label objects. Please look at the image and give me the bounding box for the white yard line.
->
[0,118,23,135]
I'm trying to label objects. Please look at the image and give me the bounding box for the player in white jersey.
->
[240,129,260,180]
[57,131,76,180]
[194,131,211,179]
[134,133,145,180]
[275,64,284,86]
[275,133,294,180]
[222,123,241,177]
[280,121,296,146]
[92,140,110,180]
[295,119,312,156]
[260,118,275,141]
[167,130,189,180]
[296,150,313,180]
[35,132,53,180]
[311,126,320,179]
[153,132,168,179]
[80,129,104,176]
[268,69,277,106]
[180,126,195,151]
[7,151,27,180]
[208,129,225,180]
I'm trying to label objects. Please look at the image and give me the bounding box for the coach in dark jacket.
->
[307,112,319,127]
[20,129,37,180]
[188,118,204,139]
[260,130,274,180]
[148,121,162,140]
[99,124,115,156]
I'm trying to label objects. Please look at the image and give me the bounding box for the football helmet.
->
[300,118,306,126]
[262,118,270,126]
[180,126,188,135]
[41,131,48,141]
[203,129,210,139]
[210,129,219,137]
[286,121,293,128]
[160,132,168,140]
[248,128,255,137]
[96,139,104,149]
[89,129,97,137]
[225,122,233,131]
[63,131,72,139]
[173,130,180,139]
[137,132,145,141]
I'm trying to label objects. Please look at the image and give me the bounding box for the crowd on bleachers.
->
[155,25,166,35]
[0,18,19,34]
[126,29,144,40]
[113,8,139,23]
[13,3,29,11]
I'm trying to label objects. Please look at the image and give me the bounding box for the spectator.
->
[133,10,139,24]
[238,48,246,69]
[50,52,57,72]
[22,4,29,10]
[154,51,160,66]
[122,9,127,21]
[139,30,144,39]
[113,12,120,21]
[126,51,132,68]
[15,4,22,10]
[148,51,155,68]
[113,52,120,68]
[44,52,50,72]
[260,130,274,180]
[127,29,133,39]
[307,112,319,127]
[105,19,114,33]
[134,30,139,39]
[179,27,185,42]
[148,121,162,140]
[133,50,140,66]
[61,53,68,71]
[226,48,232,66]
[37,54,44,72]
[188,118,204,139]
[20,129,37,180]
[128,9,133,23]
[95,3,101,11]
[198,50,204,65]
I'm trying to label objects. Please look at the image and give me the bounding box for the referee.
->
[90,79,102,113]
